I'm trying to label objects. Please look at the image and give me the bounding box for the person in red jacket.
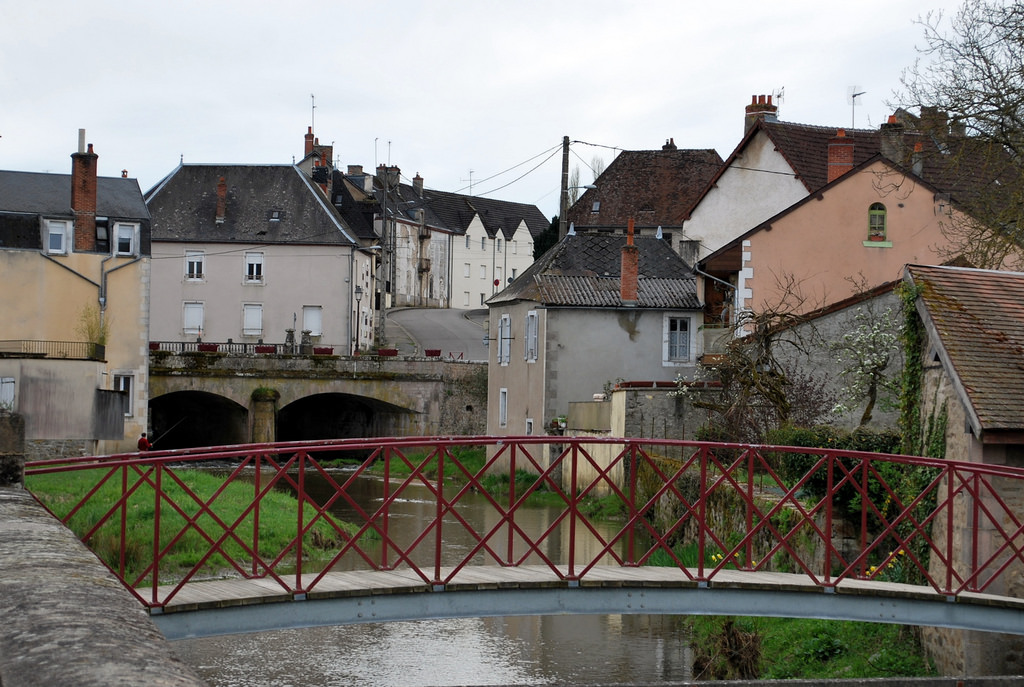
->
[137,432,152,451]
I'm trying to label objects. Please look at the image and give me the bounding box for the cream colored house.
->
[146,164,373,353]
[0,131,151,456]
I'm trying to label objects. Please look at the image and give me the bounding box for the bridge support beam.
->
[249,392,279,444]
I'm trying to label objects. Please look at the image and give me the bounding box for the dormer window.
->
[868,203,887,241]
[46,220,68,254]
[115,222,138,256]
[267,209,284,222]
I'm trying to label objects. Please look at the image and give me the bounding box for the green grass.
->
[27,467,369,584]
[688,615,936,680]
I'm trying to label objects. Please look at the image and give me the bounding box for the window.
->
[868,203,887,240]
[303,305,323,336]
[95,220,110,253]
[0,377,14,410]
[498,314,511,365]
[481,236,486,250]
[463,291,470,307]
[243,304,263,336]
[511,268,518,280]
[665,316,691,363]
[183,302,204,335]
[591,200,601,213]
[480,293,486,305]
[525,418,534,435]
[46,220,68,254]
[497,239,502,253]
[115,222,137,255]
[499,388,508,428]
[114,374,133,417]
[463,263,470,278]
[480,265,487,279]
[524,310,538,362]
[245,252,264,282]
[185,251,205,280]
[465,234,471,249]
[512,241,518,254]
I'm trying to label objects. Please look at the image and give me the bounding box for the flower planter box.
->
[197,343,219,352]
[377,348,399,357]
[313,346,334,355]
[424,348,442,357]
[254,345,275,354]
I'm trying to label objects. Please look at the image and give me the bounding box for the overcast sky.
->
[1,0,964,219]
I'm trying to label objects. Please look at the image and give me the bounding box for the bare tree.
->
[590,155,606,181]
[568,166,581,205]
[897,0,1024,268]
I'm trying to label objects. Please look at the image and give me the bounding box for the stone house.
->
[145,163,375,354]
[904,263,1024,676]
[0,131,151,456]
[484,224,702,440]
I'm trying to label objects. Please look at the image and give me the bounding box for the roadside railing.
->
[0,339,104,361]
[23,436,1024,610]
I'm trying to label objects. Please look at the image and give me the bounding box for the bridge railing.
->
[23,437,1024,610]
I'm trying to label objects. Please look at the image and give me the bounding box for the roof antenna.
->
[310,93,316,133]
[847,86,866,128]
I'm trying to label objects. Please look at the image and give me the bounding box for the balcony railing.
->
[0,340,105,361]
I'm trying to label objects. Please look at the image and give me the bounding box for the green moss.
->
[250,386,280,402]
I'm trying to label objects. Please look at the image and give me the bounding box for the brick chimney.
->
[620,218,639,306]
[304,126,315,157]
[880,115,906,164]
[413,173,424,197]
[70,129,98,252]
[827,129,855,183]
[215,176,227,224]
[662,138,677,151]
[744,94,778,135]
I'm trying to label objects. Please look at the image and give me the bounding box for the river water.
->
[172,468,694,686]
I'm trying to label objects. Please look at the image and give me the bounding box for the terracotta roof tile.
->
[908,264,1024,431]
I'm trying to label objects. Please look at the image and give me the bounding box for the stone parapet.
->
[0,487,207,686]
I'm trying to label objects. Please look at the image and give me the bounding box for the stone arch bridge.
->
[147,350,486,449]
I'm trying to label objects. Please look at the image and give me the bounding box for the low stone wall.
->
[0,487,207,686]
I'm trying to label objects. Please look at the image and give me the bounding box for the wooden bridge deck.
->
[151,565,1021,614]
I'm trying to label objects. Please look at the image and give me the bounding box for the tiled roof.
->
[760,121,881,192]
[489,233,698,308]
[567,148,723,227]
[907,264,1024,432]
[146,164,356,245]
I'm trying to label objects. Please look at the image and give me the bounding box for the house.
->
[485,222,702,438]
[565,140,722,265]
[0,130,151,456]
[360,165,548,312]
[146,162,374,353]
[903,263,1024,676]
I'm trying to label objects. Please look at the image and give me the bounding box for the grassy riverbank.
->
[27,468,366,583]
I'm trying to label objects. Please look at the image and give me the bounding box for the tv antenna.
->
[310,93,317,132]
[461,169,475,195]
[847,86,866,128]
[773,86,785,111]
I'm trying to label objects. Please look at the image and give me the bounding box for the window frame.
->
[242,303,263,336]
[498,314,512,366]
[499,388,508,428]
[524,310,539,362]
[113,374,133,417]
[183,301,204,336]
[244,251,265,283]
[46,219,68,254]
[185,250,205,281]
[0,377,14,410]
[868,203,887,240]
[302,305,323,337]
[114,222,138,256]
[663,314,693,366]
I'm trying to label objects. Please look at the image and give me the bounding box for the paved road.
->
[386,308,489,361]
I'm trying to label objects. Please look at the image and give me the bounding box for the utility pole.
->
[558,135,569,240]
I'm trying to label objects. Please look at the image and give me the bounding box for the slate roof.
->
[489,233,699,309]
[0,170,150,220]
[371,179,550,240]
[906,264,1024,433]
[566,147,723,227]
[145,164,356,245]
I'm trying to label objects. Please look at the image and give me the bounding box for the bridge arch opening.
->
[149,391,248,450]
[277,392,414,442]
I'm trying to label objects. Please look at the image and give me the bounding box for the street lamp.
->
[354,285,364,355]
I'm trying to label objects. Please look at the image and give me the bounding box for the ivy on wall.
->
[897,283,926,455]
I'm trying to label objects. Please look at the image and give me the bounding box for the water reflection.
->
[174,614,691,687]
[174,466,692,685]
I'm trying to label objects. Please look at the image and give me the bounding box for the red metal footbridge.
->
[24,437,1024,640]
